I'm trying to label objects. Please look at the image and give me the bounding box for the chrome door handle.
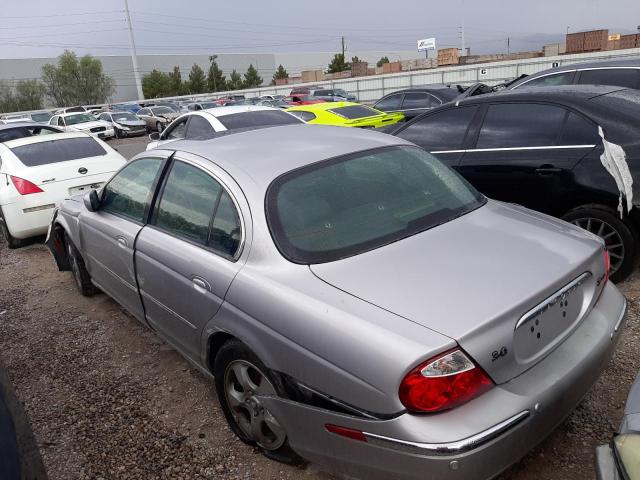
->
[192,277,210,292]
[116,236,127,247]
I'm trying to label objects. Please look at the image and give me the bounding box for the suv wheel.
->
[66,237,97,296]
[563,206,636,283]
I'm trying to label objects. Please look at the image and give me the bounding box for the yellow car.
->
[286,102,404,129]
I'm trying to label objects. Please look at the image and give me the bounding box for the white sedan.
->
[49,112,115,140]
[146,105,303,150]
[0,132,126,247]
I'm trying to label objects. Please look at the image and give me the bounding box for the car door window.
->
[138,108,149,116]
[210,190,242,257]
[163,118,188,140]
[401,92,437,109]
[476,103,566,149]
[58,117,65,126]
[396,106,478,151]
[99,113,110,122]
[374,93,403,111]
[558,112,600,145]
[577,68,639,89]
[518,72,575,88]
[101,158,164,222]
[186,116,215,139]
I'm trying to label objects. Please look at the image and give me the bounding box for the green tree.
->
[243,64,263,88]
[207,55,227,92]
[270,64,288,86]
[41,50,114,106]
[226,69,243,90]
[327,53,350,73]
[188,63,207,94]
[168,66,183,96]
[351,56,361,64]
[376,56,390,68]
[0,80,45,112]
[142,69,172,99]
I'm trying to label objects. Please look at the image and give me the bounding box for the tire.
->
[562,206,636,283]
[65,236,97,297]
[214,339,305,466]
[0,207,23,249]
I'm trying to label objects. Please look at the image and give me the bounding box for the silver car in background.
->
[46,125,627,480]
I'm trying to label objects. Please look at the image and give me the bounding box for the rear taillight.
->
[399,348,493,413]
[10,176,43,195]
[604,248,611,284]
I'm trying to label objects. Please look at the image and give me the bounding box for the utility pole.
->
[124,0,144,100]
[507,37,510,55]
[341,36,345,58]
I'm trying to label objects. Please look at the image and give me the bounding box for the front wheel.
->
[563,206,636,283]
[66,237,97,296]
[214,340,305,466]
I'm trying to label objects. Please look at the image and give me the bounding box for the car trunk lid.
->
[310,201,606,384]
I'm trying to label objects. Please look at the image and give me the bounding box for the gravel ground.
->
[0,136,638,479]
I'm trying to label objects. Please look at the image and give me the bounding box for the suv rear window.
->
[217,110,302,129]
[328,105,380,119]
[267,146,484,263]
[10,137,107,166]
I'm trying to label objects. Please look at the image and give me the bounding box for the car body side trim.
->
[363,410,530,456]
[140,290,198,330]
[431,145,596,154]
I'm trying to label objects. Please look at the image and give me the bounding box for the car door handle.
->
[116,236,128,247]
[192,277,211,293]
[535,167,562,175]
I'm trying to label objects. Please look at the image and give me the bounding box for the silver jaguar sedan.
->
[46,125,627,480]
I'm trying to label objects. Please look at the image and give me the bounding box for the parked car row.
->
[1,55,639,480]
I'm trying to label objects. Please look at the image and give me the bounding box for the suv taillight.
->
[399,348,493,413]
[10,176,43,195]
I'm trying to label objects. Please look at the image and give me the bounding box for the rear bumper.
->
[2,202,55,239]
[259,282,626,480]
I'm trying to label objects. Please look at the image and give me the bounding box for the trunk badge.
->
[78,167,88,174]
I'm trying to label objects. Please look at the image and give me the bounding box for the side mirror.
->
[83,189,101,212]
[149,132,160,141]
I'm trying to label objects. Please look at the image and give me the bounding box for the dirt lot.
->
[0,134,638,479]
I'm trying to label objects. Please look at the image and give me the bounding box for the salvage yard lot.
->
[0,240,637,479]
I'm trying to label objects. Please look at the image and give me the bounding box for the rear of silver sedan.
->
[260,279,625,480]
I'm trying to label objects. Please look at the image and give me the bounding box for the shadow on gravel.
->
[0,356,48,480]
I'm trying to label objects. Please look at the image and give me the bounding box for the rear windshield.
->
[11,137,107,166]
[217,110,302,130]
[328,105,381,119]
[267,146,485,263]
[31,113,53,122]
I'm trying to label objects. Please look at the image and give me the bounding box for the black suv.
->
[390,85,640,281]
[373,86,459,121]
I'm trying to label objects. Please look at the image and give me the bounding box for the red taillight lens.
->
[604,248,610,284]
[10,176,43,195]
[399,348,493,413]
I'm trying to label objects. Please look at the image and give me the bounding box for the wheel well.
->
[51,223,71,271]
[207,331,235,373]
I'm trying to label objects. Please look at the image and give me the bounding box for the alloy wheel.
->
[570,217,625,275]
[223,360,286,451]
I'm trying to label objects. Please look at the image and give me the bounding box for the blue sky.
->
[0,0,638,59]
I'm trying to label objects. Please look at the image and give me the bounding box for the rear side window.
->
[476,103,566,148]
[517,72,575,88]
[289,111,317,122]
[558,112,599,145]
[10,137,107,166]
[401,92,439,109]
[328,105,379,119]
[577,68,639,89]
[217,110,301,129]
[186,116,215,139]
[396,106,478,151]
[374,93,403,111]
[101,158,163,223]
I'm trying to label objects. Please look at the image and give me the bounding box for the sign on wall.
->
[417,38,436,52]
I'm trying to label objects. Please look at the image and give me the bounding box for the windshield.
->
[267,146,485,263]
[112,112,139,122]
[328,105,382,119]
[334,89,349,97]
[65,114,96,125]
[152,107,174,115]
[31,113,52,122]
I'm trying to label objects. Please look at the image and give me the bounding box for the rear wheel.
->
[66,237,96,296]
[563,206,636,283]
[0,207,23,249]
[214,340,305,466]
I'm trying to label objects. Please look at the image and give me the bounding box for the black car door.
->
[458,102,597,215]
[394,105,480,167]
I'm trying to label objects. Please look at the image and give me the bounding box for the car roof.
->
[200,105,283,117]
[160,124,410,191]
[286,101,362,112]
[510,56,640,87]
[3,131,92,149]
[455,84,625,106]
[58,111,94,118]
[0,121,52,130]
